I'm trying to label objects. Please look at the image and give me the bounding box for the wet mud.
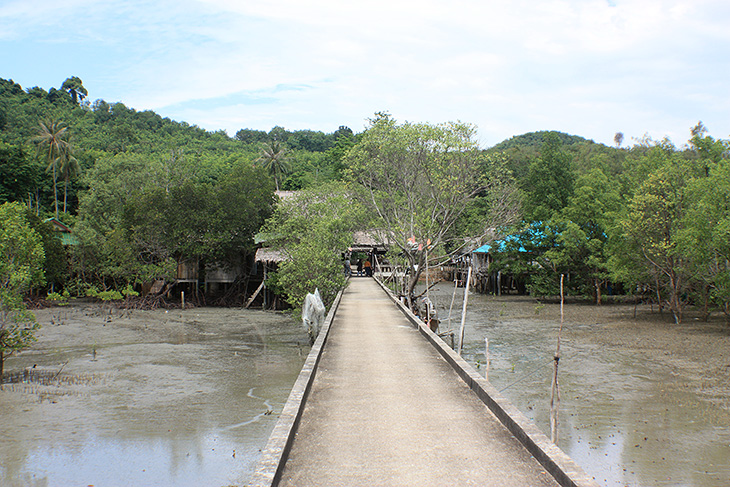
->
[0,303,310,487]
[4,288,729,487]
[427,283,730,487]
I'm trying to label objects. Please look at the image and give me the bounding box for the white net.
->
[302,288,326,343]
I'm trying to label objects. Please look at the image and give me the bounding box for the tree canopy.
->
[344,114,520,308]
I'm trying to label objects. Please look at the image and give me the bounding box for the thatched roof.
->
[255,248,288,263]
[351,231,389,252]
[275,190,297,201]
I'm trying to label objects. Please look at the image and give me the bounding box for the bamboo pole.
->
[550,274,565,444]
[457,265,473,355]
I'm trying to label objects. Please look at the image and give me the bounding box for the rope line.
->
[498,359,554,393]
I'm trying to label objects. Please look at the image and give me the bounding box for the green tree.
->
[257,140,289,191]
[0,202,45,379]
[26,213,68,291]
[688,121,728,177]
[523,132,575,222]
[555,168,622,302]
[322,128,356,181]
[678,158,730,318]
[614,150,697,323]
[61,76,88,105]
[263,183,365,310]
[72,154,151,287]
[344,114,519,309]
[0,142,42,205]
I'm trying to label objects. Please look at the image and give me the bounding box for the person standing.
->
[356,258,363,277]
[344,257,352,277]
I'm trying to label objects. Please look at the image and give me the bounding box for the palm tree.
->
[32,119,72,218]
[59,153,80,213]
[257,140,289,191]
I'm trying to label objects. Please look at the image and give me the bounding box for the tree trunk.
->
[53,164,59,218]
[63,179,68,214]
[669,272,682,324]
[0,350,4,382]
[595,278,602,305]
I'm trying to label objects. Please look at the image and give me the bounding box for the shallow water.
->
[0,305,310,487]
[427,283,730,487]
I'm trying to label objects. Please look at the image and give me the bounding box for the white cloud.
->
[2,0,730,145]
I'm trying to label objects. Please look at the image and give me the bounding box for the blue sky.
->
[2,0,729,147]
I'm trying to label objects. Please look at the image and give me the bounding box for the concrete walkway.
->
[277,278,560,486]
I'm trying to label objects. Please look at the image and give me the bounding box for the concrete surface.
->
[277,278,562,486]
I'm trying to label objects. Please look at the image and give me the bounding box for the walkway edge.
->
[373,277,599,487]
[248,286,346,487]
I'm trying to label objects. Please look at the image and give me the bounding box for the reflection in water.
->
[437,285,730,487]
[0,306,310,487]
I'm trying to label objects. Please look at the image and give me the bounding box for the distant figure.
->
[356,258,363,276]
[344,258,352,277]
[364,259,372,277]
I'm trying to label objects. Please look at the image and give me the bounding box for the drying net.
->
[302,288,326,343]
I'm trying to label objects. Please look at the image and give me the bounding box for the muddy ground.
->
[0,302,310,487]
[447,290,730,487]
[1,294,729,486]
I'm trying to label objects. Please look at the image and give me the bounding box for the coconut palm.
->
[32,119,72,218]
[257,140,289,191]
[59,153,80,213]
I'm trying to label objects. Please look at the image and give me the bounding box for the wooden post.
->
[425,248,430,324]
[484,337,490,380]
[263,265,268,310]
[245,280,266,309]
[457,265,473,355]
[447,279,458,330]
[550,274,565,444]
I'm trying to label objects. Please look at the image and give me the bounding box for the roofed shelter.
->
[44,217,79,246]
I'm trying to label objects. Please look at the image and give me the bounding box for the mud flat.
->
[0,303,310,487]
[442,289,730,487]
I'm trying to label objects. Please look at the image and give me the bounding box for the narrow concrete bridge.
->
[250,278,598,487]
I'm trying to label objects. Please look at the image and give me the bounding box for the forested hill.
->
[0,77,351,155]
[0,78,235,154]
[486,129,624,182]
[489,131,594,151]
[0,76,358,212]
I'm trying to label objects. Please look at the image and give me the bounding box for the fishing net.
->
[302,288,326,343]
